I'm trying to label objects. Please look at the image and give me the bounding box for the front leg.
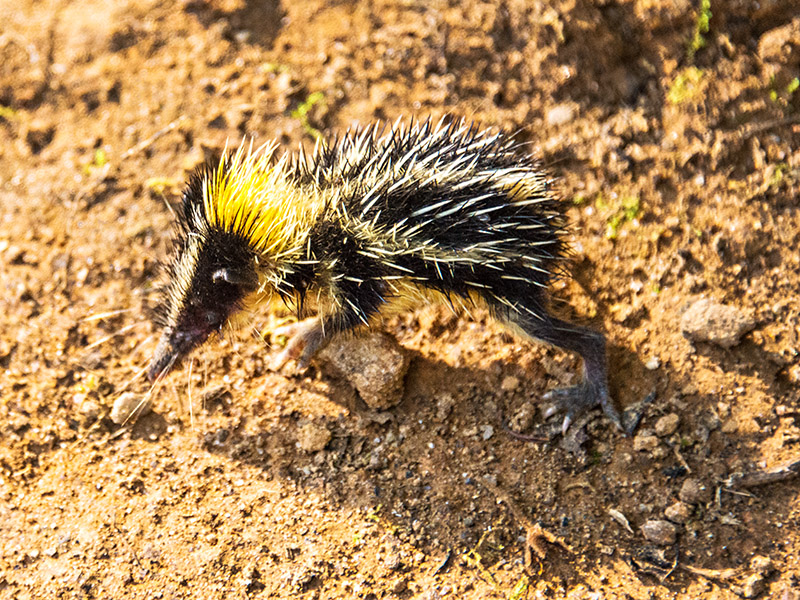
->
[270,280,388,373]
[270,316,325,371]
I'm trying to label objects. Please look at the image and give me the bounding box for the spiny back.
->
[292,119,566,279]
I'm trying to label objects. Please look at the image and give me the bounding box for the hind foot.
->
[543,382,624,435]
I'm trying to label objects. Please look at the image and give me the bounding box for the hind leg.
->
[502,308,623,433]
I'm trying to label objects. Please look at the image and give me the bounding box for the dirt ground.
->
[1,0,799,598]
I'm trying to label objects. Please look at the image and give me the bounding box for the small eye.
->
[212,266,257,290]
[212,268,233,284]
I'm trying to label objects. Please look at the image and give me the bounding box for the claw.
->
[268,317,325,373]
[541,382,624,435]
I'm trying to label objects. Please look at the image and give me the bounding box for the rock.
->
[787,364,800,385]
[739,573,765,599]
[296,421,331,452]
[633,432,659,452]
[110,392,151,425]
[679,478,710,505]
[508,404,535,432]
[392,578,408,594]
[644,357,660,370]
[435,394,455,422]
[640,519,677,545]
[546,103,575,126]
[664,501,692,524]
[384,551,402,571]
[655,413,680,437]
[480,425,494,441]
[750,555,773,575]
[757,17,800,64]
[680,298,755,349]
[700,410,721,431]
[73,392,102,421]
[318,332,410,409]
[500,375,520,392]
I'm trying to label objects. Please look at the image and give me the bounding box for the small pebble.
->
[749,555,773,575]
[644,357,660,370]
[739,573,765,599]
[664,501,692,524]
[655,413,680,437]
[721,417,739,434]
[700,410,721,431]
[546,103,575,126]
[508,404,535,432]
[500,375,520,392]
[640,519,677,545]
[74,392,102,421]
[435,394,455,422]
[787,364,800,385]
[110,393,151,425]
[480,424,494,441]
[384,552,402,571]
[392,578,408,594]
[296,422,331,453]
[679,478,710,505]
[717,401,731,419]
[633,433,659,452]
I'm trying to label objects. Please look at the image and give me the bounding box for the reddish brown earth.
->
[1,1,799,598]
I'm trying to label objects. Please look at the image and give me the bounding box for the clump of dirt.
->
[1,1,799,598]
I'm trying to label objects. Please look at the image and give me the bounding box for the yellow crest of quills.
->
[149,118,622,432]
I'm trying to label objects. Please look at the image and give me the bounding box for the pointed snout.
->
[146,325,213,382]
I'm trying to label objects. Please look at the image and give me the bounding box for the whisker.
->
[169,381,182,421]
[125,333,156,361]
[119,371,164,427]
[160,190,178,220]
[81,308,136,322]
[152,352,178,385]
[84,323,139,350]
[188,357,195,432]
[251,323,272,350]
[116,365,148,395]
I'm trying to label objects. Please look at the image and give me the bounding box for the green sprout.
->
[667,67,706,105]
[687,0,712,60]
[604,194,641,240]
[291,91,325,140]
[768,76,800,105]
[508,574,530,600]
[83,148,109,175]
[768,163,788,188]
[262,62,289,74]
[144,177,180,196]
[0,105,18,121]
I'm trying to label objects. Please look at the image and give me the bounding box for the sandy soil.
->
[1,1,799,598]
